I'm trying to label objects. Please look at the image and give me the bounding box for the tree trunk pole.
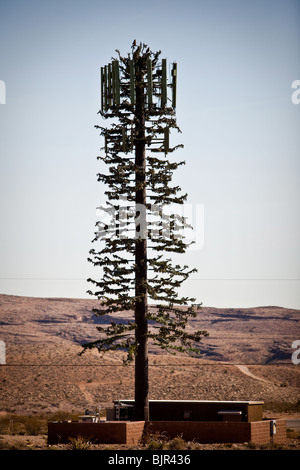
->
[134,63,149,421]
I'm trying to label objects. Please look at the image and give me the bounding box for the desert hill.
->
[0,294,298,363]
[0,294,299,415]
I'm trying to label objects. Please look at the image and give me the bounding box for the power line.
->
[1,278,299,281]
[0,278,85,281]
[0,362,290,367]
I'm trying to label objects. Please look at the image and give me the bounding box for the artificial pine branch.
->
[83,41,208,378]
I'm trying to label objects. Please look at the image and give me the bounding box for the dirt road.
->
[235,365,274,384]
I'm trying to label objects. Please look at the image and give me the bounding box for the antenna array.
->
[100,58,178,155]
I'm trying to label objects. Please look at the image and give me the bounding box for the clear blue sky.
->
[0,0,299,308]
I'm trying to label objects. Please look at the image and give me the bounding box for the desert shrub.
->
[49,410,79,422]
[263,401,300,413]
[0,415,13,434]
[287,429,300,440]
[8,440,29,450]
[0,414,26,435]
[223,442,233,449]
[18,416,44,435]
[0,413,46,435]
[68,436,92,450]
[143,430,168,450]
[167,436,188,450]
[147,438,166,450]
[0,439,7,450]
[145,433,191,451]
[259,442,286,450]
[248,441,286,451]
[247,441,257,449]
[0,411,81,436]
[0,437,29,450]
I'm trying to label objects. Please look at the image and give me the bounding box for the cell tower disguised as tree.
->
[83,41,208,421]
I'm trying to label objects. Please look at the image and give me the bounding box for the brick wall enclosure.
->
[48,421,145,445]
[145,420,287,445]
[250,420,287,445]
[146,421,251,443]
[48,419,286,446]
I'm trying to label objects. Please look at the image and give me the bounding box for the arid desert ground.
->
[0,294,299,450]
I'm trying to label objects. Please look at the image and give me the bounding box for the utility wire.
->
[1,278,299,281]
[0,362,290,367]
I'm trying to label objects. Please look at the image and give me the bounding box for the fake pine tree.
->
[83,41,208,421]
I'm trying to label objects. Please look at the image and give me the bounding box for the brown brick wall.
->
[273,420,287,445]
[126,421,145,445]
[250,421,270,444]
[250,420,286,445]
[146,420,287,445]
[146,421,252,443]
[48,421,139,445]
[48,419,286,446]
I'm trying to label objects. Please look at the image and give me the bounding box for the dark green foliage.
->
[83,41,208,364]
